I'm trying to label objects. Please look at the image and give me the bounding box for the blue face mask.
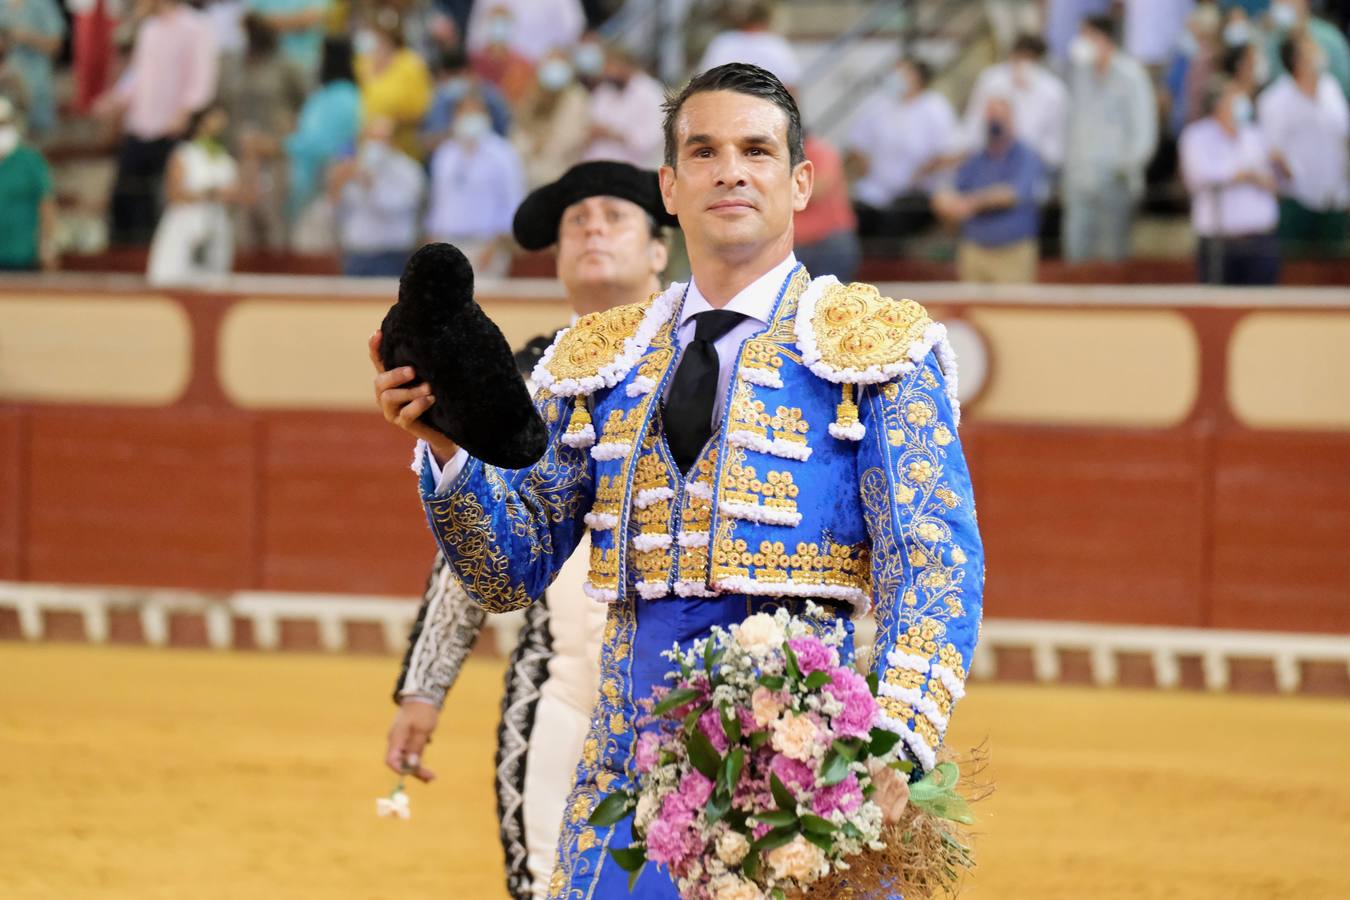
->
[986,120,1007,142]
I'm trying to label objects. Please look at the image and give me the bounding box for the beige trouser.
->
[956,238,1038,284]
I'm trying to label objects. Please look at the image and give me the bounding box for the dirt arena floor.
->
[2,643,1348,899]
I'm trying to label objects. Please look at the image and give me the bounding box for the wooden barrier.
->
[1,276,1348,638]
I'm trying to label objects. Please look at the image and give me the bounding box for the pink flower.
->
[647,812,697,866]
[769,755,815,795]
[661,791,695,827]
[635,731,661,774]
[678,769,714,812]
[812,771,863,818]
[751,820,772,840]
[787,636,838,675]
[699,707,730,753]
[825,668,878,739]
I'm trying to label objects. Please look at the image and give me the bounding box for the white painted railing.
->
[3,582,1348,693]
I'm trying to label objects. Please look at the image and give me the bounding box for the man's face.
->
[556,195,665,294]
[659,90,811,258]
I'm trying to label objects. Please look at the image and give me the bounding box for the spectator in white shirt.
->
[424,91,526,277]
[962,34,1069,173]
[464,0,584,64]
[1123,0,1195,70]
[697,0,801,86]
[1257,33,1350,256]
[328,116,426,277]
[1062,15,1158,262]
[1180,77,1280,284]
[581,44,665,169]
[845,57,959,239]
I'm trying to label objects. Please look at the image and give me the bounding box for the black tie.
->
[665,309,745,473]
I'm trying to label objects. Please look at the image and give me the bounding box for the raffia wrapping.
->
[796,745,992,900]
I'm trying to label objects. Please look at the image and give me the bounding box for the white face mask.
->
[1270,2,1297,30]
[0,125,17,156]
[359,139,388,167]
[454,111,491,142]
[538,58,573,91]
[573,43,604,77]
[354,29,378,56]
[883,69,908,99]
[1177,30,1199,58]
[486,17,512,44]
[1223,20,1252,47]
[1231,94,1254,124]
[1069,34,1098,67]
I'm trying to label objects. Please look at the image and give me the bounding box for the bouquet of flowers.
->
[589,606,980,899]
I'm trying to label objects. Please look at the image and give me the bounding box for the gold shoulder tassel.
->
[561,396,596,448]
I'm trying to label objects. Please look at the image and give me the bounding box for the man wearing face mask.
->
[571,32,605,89]
[0,96,56,271]
[383,161,673,900]
[962,34,1068,174]
[1258,33,1350,257]
[513,49,591,188]
[328,116,426,277]
[421,46,512,158]
[465,0,584,63]
[424,92,526,277]
[845,56,960,241]
[1062,15,1157,262]
[934,94,1044,283]
[1180,77,1280,284]
[1265,0,1350,98]
[468,5,534,105]
[581,43,665,168]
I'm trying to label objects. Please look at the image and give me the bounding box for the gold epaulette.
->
[534,295,656,397]
[802,281,935,382]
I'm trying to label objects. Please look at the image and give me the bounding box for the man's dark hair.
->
[243,14,277,58]
[904,58,933,87]
[661,62,804,169]
[1279,35,1300,75]
[319,37,355,85]
[1011,33,1046,59]
[1083,14,1118,45]
[1220,42,1250,78]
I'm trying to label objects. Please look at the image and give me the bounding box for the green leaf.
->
[749,730,771,750]
[609,844,646,872]
[802,830,834,851]
[759,674,785,690]
[783,642,801,680]
[659,750,676,767]
[742,848,761,881]
[719,704,742,744]
[652,687,701,717]
[725,747,745,795]
[627,861,646,892]
[799,814,838,836]
[705,790,732,824]
[682,702,709,736]
[771,889,787,900]
[752,824,799,853]
[867,671,880,696]
[754,810,798,828]
[832,738,863,762]
[587,791,635,826]
[686,730,722,780]
[770,773,797,812]
[868,727,902,758]
[804,670,831,690]
[819,749,851,787]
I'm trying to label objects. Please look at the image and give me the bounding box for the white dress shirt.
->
[961,60,1069,170]
[697,30,803,86]
[1257,73,1350,212]
[1179,117,1279,237]
[581,70,666,169]
[1123,0,1194,66]
[847,89,960,206]
[423,132,526,242]
[423,255,800,492]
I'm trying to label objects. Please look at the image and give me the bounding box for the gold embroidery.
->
[834,383,860,433]
[544,299,651,383]
[711,537,869,590]
[721,462,801,514]
[588,545,619,589]
[427,491,534,613]
[741,340,785,377]
[599,406,644,446]
[811,282,933,371]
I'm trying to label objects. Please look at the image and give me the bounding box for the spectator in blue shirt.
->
[420,45,511,157]
[932,95,1044,283]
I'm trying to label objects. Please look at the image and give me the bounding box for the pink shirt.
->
[795,135,857,246]
[117,7,219,140]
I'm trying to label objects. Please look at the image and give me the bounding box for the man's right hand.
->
[369,330,460,461]
[385,698,440,782]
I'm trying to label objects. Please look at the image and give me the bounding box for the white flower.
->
[716,829,751,865]
[635,792,659,829]
[751,686,783,728]
[376,789,411,819]
[765,833,827,881]
[735,613,785,655]
[710,873,765,900]
[771,711,824,762]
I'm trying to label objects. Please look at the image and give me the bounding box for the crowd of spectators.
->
[0,0,1345,287]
